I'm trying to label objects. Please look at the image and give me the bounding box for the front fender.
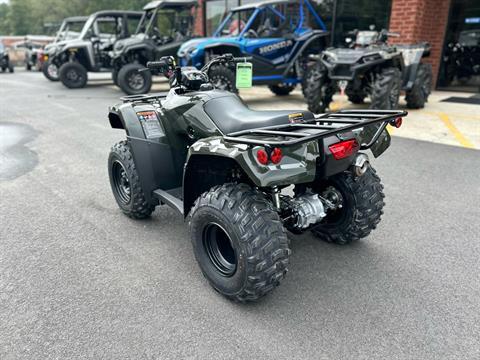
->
[186,136,319,188]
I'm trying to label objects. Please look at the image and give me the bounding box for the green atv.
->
[107,54,407,302]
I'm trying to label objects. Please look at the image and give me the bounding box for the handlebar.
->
[144,53,253,90]
[201,53,252,73]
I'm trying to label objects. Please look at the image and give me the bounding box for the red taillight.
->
[270,147,283,164]
[256,147,283,165]
[256,149,269,165]
[392,117,403,128]
[329,139,359,160]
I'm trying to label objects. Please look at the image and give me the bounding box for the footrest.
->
[153,188,183,216]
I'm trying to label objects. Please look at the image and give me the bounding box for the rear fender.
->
[185,136,319,188]
[109,103,179,203]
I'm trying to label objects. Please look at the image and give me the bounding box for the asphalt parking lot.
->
[1,70,479,359]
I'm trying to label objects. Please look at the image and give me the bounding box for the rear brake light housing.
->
[256,149,269,165]
[256,147,283,165]
[329,139,359,160]
[391,117,403,128]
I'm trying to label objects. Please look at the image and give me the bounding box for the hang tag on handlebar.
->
[236,62,253,88]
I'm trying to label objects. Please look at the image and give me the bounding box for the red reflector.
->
[256,149,269,165]
[393,117,403,128]
[329,139,359,160]
[270,147,283,164]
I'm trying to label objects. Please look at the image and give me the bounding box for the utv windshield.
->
[138,6,194,40]
[56,20,86,42]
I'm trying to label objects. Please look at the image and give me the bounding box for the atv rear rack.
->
[223,109,407,148]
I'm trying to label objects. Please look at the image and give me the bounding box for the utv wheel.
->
[304,63,335,113]
[42,61,59,81]
[268,83,296,96]
[26,63,32,71]
[208,64,237,93]
[117,63,152,95]
[405,63,432,109]
[8,64,14,73]
[108,140,155,219]
[59,62,88,89]
[345,86,366,104]
[188,183,290,302]
[370,67,401,109]
[311,166,385,245]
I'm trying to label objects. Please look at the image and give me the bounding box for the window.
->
[332,0,392,46]
[439,0,480,91]
[206,0,239,36]
[216,9,254,36]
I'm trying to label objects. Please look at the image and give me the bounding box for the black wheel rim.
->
[66,69,80,82]
[203,223,237,277]
[112,160,131,205]
[127,71,145,90]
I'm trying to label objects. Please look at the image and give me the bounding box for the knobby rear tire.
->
[311,167,385,245]
[108,140,155,219]
[188,183,290,302]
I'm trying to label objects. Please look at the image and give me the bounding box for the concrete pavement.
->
[0,70,479,359]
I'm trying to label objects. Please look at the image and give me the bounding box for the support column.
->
[389,0,451,87]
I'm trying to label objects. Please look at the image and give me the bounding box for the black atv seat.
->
[204,95,314,135]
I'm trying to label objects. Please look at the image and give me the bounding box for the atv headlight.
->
[323,52,337,63]
[362,54,381,63]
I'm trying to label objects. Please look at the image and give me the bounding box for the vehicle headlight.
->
[362,54,381,63]
[323,52,337,63]
[114,42,124,51]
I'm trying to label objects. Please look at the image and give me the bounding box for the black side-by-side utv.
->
[106,54,407,302]
[304,29,432,112]
[111,0,197,95]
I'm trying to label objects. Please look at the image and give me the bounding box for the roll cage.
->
[213,0,326,39]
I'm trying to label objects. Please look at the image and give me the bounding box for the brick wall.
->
[389,0,451,87]
[193,0,205,36]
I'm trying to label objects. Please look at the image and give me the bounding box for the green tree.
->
[2,0,145,35]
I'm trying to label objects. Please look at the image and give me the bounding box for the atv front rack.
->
[223,109,407,148]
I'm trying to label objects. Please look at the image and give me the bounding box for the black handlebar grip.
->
[146,61,166,69]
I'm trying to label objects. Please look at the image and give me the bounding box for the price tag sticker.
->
[236,62,253,88]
